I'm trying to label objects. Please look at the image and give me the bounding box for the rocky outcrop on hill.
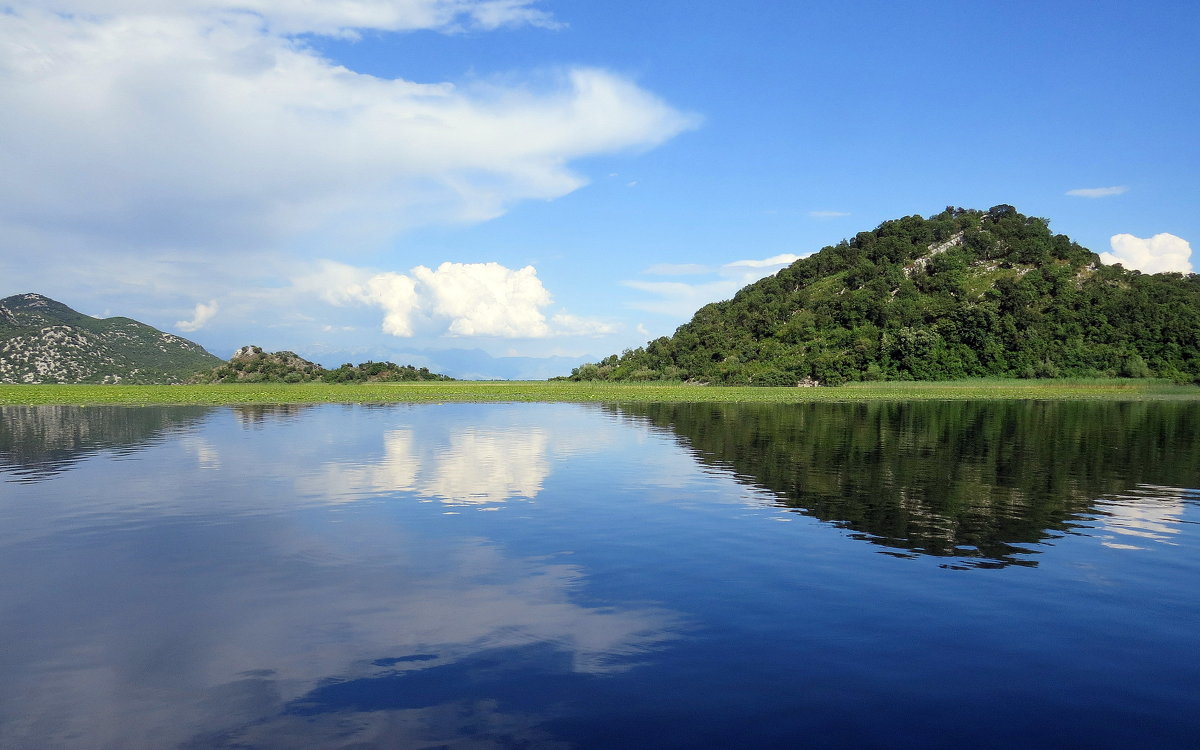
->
[189,345,325,383]
[0,293,222,384]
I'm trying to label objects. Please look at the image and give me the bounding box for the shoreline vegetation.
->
[1,379,1198,406]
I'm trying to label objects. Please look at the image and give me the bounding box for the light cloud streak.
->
[642,263,713,276]
[625,253,803,317]
[724,253,801,270]
[7,1,561,37]
[1066,186,1129,198]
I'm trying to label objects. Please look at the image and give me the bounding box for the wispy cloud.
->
[1066,186,1129,198]
[808,210,850,218]
[625,253,805,317]
[10,0,562,37]
[550,312,618,336]
[622,279,736,317]
[175,300,218,332]
[1100,233,1193,274]
[641,263,713,276]
[725,253,801,269]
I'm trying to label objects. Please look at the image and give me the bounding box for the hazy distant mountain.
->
[569,206,1200,384]
[0,293,222,384]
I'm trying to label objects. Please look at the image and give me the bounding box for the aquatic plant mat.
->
[2,379,1198,405]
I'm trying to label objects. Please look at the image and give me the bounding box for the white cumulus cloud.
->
[1066,186,1129,198]
[310,260,613,338]
[364,272,422,336]
[1100,233,1194,274]
[415,262,551,337]
[175,299,219,331]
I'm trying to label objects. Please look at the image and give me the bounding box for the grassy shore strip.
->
[1,379,1198,406]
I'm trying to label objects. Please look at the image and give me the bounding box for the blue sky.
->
[2,0,1197,378]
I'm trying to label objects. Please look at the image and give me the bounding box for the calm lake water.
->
[1,401,1198,749]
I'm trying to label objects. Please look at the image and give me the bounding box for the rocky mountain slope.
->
[0,293,222,384]
[569,206,1200,384]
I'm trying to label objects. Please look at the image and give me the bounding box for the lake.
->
[1,401,1198,749]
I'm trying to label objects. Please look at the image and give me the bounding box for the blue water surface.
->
[0,401,1197,749]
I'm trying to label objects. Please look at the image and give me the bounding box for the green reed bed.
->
[1,378,1197,406]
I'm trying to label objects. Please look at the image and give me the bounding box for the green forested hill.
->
[0,293,223,384]
[189,345,455,383]
[570,206,1200,385]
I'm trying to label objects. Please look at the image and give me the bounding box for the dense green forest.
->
[190,346,454,384]
[570,206,1200,385]
[321,360,455,383]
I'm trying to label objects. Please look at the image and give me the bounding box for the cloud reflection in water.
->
[1094,485,1194,550]
[0,404,678,749]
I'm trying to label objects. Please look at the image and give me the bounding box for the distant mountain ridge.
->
[569,206,1200,384]
[0,293,222,384]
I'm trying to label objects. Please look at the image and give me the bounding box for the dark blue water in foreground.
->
[1,401,1198,749]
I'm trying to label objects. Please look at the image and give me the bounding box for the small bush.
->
[750,370,796,387]
[1120,354,1152,379]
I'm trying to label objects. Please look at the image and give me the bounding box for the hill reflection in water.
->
[610,400,1200,567]
[0,404,214,482]
[0,404,331,482]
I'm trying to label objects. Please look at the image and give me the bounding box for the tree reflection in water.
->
[611,400,1200,567]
